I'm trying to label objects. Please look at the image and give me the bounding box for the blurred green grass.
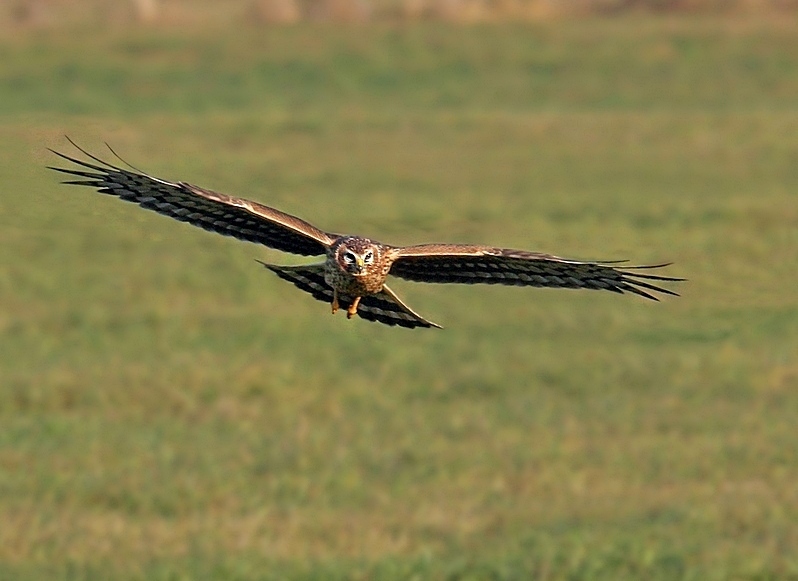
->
[1,16,797,581]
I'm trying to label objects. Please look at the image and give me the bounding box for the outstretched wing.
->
[388,244,683,300]
[48,139,336,256]
[260,262,441,329]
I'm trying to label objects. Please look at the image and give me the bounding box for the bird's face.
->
[335,239,378,276]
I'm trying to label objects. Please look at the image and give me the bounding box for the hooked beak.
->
[354,256,365,273]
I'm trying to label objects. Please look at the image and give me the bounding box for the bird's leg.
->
[331,289,339,314]
[347,296,362,319]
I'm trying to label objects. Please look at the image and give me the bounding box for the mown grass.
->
[1,15,797,580]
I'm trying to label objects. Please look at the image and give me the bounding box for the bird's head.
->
[335,237,379,276]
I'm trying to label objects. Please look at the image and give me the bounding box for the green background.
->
[1,12,797,580]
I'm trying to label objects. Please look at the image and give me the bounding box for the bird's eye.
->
[343,252,356,264]
[363,250,374,264]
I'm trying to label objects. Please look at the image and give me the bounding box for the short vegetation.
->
[1,10,797,580]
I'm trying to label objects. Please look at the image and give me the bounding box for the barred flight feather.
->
[260,263,440,329]
[48,141,333,256]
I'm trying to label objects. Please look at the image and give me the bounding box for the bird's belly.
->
[325,268,382,296]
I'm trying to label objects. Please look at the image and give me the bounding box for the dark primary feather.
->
[390,245,683,301]
[260,262,440,329]
[48,141,333,256]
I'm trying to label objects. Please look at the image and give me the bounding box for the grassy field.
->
[1,15,797,580]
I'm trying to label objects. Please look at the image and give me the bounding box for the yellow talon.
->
[331,289,339,314]
[347,296,362,319]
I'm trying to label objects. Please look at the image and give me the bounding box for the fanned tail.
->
[258,262,441,329]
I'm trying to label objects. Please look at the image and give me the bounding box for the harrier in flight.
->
[49,139,682,329]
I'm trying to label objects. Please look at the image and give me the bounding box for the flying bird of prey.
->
[49,139,683,329]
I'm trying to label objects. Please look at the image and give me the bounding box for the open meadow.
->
[1,12,797,580]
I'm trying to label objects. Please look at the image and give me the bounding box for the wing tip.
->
[617,263,684,300]
[48,138,122,175]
